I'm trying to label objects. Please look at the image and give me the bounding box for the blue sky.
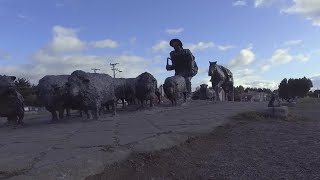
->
[0,0,320,90]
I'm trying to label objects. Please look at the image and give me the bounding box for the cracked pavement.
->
[0,100,267,180]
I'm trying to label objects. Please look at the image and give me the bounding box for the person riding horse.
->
[166,39,198,97]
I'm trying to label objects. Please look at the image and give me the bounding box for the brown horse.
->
[208,61,234,101]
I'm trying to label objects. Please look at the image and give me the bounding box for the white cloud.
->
[152,40,233,53]
[16,13,32,23]
[283,39,303,46]
[1,52,152,85]
[152,40,169,52]
[270,49,293,64]
[45,25,86,54]
[129,37,137,44]
[261,48,310,72]
[281,0,320,26]
[0,52,147,84]
[294,53,309,62]
[246,80,279,90]
[233,68,256,79]
[231,68,279,90]
[187,42,215,52]
[261,64,271,71]
[242,68,255,76]
[217,45,234,51]
[43,26,119,54]
[17,14,26,19]
[89,39,119,48]
[165,28,184,35]
[254,0,275,7]
[233,0,247,6]
[228,47,255,67]
[0,50,11,60]
[0,25,157,85]
[309,74,320,89]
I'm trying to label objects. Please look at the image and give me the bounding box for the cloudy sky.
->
[0,0,319,90]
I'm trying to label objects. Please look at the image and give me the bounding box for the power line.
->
[110,63,122,78]
[91,68,100,73]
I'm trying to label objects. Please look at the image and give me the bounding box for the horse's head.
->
[208,61,218,76]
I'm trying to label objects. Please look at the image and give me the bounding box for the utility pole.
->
[91,68,100,73]
[110,63,122,78]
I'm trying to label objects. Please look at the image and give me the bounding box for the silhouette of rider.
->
[166,39,198,96]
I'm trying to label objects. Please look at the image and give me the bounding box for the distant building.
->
[24,106,45,112]
[240,91,270,102]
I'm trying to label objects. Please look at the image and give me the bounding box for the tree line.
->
[278,77,313,101]
[13,78,41,106]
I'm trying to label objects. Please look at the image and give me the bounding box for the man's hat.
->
[169,39,183,48]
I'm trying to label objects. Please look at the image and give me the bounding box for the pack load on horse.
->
[208,61,234,101]
[166,39,198,96]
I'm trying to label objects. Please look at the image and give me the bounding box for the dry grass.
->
[231,111,265,121]
[298,97,320,104]
[232,109,309,123]
[294,98,320,109]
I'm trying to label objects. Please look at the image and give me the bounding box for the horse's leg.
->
[213,82,220,101]
[231,85,235,102]
[215,80,225,101]
[224,86,229,101]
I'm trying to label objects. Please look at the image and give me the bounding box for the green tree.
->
[237,85,245,94]
[263,88,272,94]
[278,78,289,101]
[278,77,313,101]
[14,78,40,106]
[234,85,245,101]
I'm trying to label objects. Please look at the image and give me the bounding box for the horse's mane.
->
[209,62,233,82]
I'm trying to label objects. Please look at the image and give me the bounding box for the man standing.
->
[166,39,198,97]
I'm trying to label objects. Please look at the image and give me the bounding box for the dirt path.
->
[87,99,320,180]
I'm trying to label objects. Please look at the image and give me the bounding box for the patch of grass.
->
[232,111,264,121]
[233,110,309,123]
[294,98,320,110]
[286,113,309,122]
[297,98,320,104]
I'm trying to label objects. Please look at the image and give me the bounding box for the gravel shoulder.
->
[86,98,320,180]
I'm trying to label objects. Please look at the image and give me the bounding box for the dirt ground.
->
[86,98,320,180]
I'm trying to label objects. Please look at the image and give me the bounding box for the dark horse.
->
[208,61,234,101]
